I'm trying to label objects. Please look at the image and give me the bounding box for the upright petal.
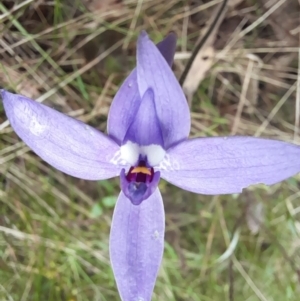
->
[2,90,122,180]
[124,88,164,147]
[156,32,177,67]
[159,136,300,194]
[110,189,165,301]
[137,31,190,149]
[107,32,177,145]
[107,69,140,145]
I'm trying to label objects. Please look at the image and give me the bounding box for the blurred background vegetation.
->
[0,0,300,300]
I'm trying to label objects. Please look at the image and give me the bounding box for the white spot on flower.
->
[120,141,139,165]
[13,99,48,137]
[153,230,160,240]
[140,145,166,166]
[84,124,95,136]
[157,154,179,171]
[29,114,47,136]
[110,149,128,166]
[119,141,166,166]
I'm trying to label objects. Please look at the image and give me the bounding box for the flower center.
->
[126,160,154,183]
[120,159,160,205]
[119,142,164,205]
[120,141,166,166]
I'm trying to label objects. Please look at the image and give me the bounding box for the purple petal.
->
[136,31,190,149]
[2,90,122,180]
[110,189,165,301]
[107,32,177,145]
[156,32,177,67]
[159,136,300,194]
[107,70,140,145]
[124,88,164,147]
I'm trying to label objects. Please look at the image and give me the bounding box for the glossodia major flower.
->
[2,31,300,301]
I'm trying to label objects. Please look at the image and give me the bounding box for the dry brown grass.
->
[0,1,300,300]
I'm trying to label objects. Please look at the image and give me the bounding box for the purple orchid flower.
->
[2,31,300,301]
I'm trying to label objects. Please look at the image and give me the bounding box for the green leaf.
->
[90,203,103,218]
[102,196,117,208]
